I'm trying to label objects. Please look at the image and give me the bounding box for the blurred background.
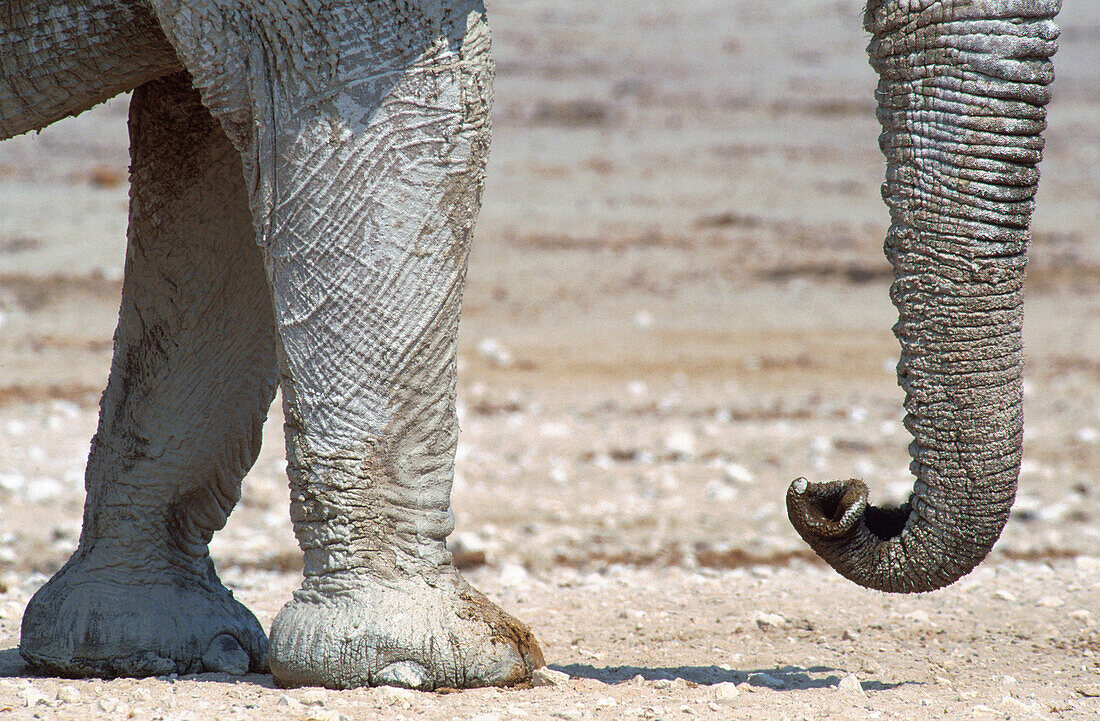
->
[0,0,1098,584]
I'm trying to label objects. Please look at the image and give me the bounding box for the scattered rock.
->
[298,689,328,706]
[550,708,582,721]
[842,628,860,641]
[477,338,513,367]
[664,429,695,458]
[21,686,48,708]
[904,609,932,625]
[25,477,64,503]
[97,696,120,713]
[754,611,788,630]
[55,686,81,704]
[376,686,415,705]
[713,682,740,704]
[276,694,301,709]
[704,479,738,502]
[1001,696,1035,714]
[498,563,529,587]
[1077,685,1100,698]
[992,590,1016,603]
[531,667,570,687]
[1070,609,1094,626]
[1038,596,1064,608]
[303,711,351,721]
[1075,557,1100,574]
[470,713,502,721]
[721,463,754,485]
[837,674,866,698]
[593,696,616,708]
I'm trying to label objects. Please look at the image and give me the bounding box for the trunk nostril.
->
[786,478,868,540]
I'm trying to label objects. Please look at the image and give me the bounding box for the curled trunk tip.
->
[788,0,1059,593]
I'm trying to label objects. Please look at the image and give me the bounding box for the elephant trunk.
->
[786,0,1060,593]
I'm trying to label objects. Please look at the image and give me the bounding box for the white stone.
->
[904,609,932,625]
[1075,556,1100,574]
[713,682,740,704]
[97,696,119,713]
[1001,696,1035,713]
[1076,427,1099,443]
[992,590,1016,603]
[55,686,81,704]
[1070,609,1094,626]
[24,477,63,503]
[633,310,654,328]
[704,480,738,502]
[476,338,513,367]
[299,689,328,706]
[531,667,570,687]
[837,674,866,697]
[21,686,49,708]
[539,422,569,438]
[721,462,754,485]
[664,428,695,458]
[303,711,351,721]
[498,563,529,587]
[550,708,581,721]
[754,611,788,630]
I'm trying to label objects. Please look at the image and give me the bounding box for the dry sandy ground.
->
[1,0,1100,719]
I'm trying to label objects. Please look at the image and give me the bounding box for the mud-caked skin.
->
[4,0,543,689]
[17,72,275,679]
[270,570,544,689]
[0,0,1063,689]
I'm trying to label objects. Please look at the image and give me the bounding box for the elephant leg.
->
[144,0,543,689]
[0,0,180,139]
[257,8,543,689]
[19,72,278,678]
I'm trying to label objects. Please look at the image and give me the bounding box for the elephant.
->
[0,0,1060,690]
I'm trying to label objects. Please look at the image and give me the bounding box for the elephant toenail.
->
[377,660,431,689]
[201,633,249,675]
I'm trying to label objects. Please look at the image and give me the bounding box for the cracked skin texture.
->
[6,0,543,689]
[0,0,1065,690]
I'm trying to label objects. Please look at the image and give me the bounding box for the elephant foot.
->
[268,568,544,689]
[19,554,267,678]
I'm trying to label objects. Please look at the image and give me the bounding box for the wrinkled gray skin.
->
[0,0,1060,690]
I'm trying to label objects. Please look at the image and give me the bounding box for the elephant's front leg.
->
[19,73,277,677]
[250,5,542,690]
